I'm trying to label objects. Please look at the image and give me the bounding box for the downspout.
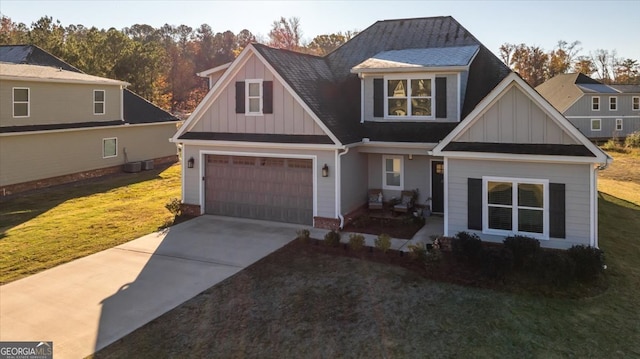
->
[592,156,612,248]
[336,147,350,229]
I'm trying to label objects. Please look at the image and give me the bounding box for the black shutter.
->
[436,77,447,118]
[468,178,482,230]
[235,81,245,113]
[549,183,566,238]
[263,81,273,114]
[373,78,383,118]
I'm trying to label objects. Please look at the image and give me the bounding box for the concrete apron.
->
[0,216,298,359]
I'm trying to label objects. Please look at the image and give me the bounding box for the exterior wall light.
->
[187,157,195,169]
[322,163,329,177]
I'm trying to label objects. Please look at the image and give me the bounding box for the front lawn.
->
[0,164,181,284]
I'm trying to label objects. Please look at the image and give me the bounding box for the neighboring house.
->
[536,73,640,140]
[0,45,180,195]
[172,17,611,249]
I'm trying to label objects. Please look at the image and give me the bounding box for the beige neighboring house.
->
[0,45,180,195]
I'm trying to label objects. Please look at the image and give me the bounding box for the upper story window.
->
[382,155,404,190]
[235,80,273,115]
[591,96,600,111]
[609,96,617,111]
[633,96,639,111]
[385,76,433,118]
[94,90,105,115]
[246,79,263,115]
[13,87,30,117]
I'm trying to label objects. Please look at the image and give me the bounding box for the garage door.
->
[205,155,313,225]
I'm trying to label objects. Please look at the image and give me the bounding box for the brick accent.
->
[313,216,341,230]
[342,204,368,227]
[0,155,178,196]
[180,203,202,217]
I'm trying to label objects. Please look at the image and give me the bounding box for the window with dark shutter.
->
[549,183,566,238]
[373,78,383,117]
[263,81,273,114]
[435,77,447,118]
[468,178,482,230]
[235,81,245,113]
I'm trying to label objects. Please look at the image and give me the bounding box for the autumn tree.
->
[307,33,348,55]
[501,43,549,87]
[268,17,302,51]
[613,58,639,84]
[0,16,29,44]
[573,56,596,76]
[547,40,581,79]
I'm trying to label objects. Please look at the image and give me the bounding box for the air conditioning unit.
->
[141,160,154,170]
[123,161,142,173]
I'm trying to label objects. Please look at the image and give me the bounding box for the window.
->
[103,138,117,158]
[633,96,639,111]
[245,79,262,115]
[94,90,105,115]
[616,118,623,131]
[385,76,433,118]
[591,96,600,111]
[609,96,617,111]
[591,119,601,131]
[483,177,548,238]
[382,155,403,189]
[13,88,30,117]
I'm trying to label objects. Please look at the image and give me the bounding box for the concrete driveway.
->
[0,216,300,359]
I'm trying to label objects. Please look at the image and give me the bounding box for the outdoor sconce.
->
[187,157,195,169]
[322,164,329,177]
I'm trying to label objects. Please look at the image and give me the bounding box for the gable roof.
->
[434,73,610,164]
[0,62,129,86]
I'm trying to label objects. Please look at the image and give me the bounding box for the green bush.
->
[451,232,483,264]
[503,235,540,270]
[165,198,182,216]
[567,245,605,282]
[348,233,365,250]
[407,243,428,262]
[375,233,391,253]
[534,251,576,287]
[625,131,640,148]
[324,230,341,247]
[481,247,514,279]
[296,229,310,242]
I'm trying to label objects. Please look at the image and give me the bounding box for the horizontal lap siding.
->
[447,158,592,247]
[567,117,640,138]
[340,149,367,214]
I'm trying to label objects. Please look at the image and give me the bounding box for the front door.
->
[431,161,444,213]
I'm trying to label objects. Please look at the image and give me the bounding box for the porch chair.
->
[368,189,383,210]
[393,190,416,215]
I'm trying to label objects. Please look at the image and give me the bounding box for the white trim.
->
[181,144,187,203]
[197,150,318,219]
[591,96,600,111]
[382,155,404,190]
[591,118,602,131]
[383,74,434,120]
[359,141,437,149]
[244,79,263,116]
[615,118,623,131]
[633,96,640,111]
[12,87,30,118]
[93,89,105,115]
[436,151,606,164]
[351,65,469,75]
[196,63,232,77]
[590,165,597,247]
[609,96,617,111]
[120,86,124,121]
[0,120,179,137]
[456,72,461,122]
[482,176,549,240]
[566,115,640,119]
[173,139,343,150]
[443,157,449,236]
[432,73,610,164]
[102,137,118,158]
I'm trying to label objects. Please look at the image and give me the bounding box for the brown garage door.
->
[205,155,313,225]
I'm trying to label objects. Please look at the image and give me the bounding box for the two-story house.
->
[172,17,610,249]
[0,45,179,194]
[536,73,640,140]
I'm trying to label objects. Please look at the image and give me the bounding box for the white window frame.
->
[384,74,435,120]
[382,155,404,190]
[615,118,623,131]
[633,96,639,111]
[94,90,105,115]
[102,137,117,158]
[245,79,263,116]
[12,87,30,118]
[591,119,601,131]
[609,96,617,111]
[482,176,549,240]
[591,96,600,111]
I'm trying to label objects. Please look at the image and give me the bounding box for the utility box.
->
[123,161,142,173]
[141,160,154,170]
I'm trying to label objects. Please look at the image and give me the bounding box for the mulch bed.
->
[342,214,425,239]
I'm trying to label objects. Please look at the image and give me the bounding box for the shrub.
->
[601,138,623,152]
[165,198,182,216]
[451,232,483,264]
[407,243,428,262]
[481,247,514,280]
[625,131,640,148]
[375,233,391,253]
[503,235,541,270]
[296,229,310,242]
[348,233,365,251]
[567,245,605,282]
[324,230,341,247]
[533,251,576,287]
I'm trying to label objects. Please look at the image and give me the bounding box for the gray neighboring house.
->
[0,45,180,195]
[172,16,611,249]
[536,73,640,140]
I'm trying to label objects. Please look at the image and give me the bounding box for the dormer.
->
[351,45,479,123]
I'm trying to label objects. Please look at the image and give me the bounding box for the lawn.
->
[0,164,181,284]
[91,150,640,358]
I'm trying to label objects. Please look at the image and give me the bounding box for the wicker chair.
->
[393,190,416,215]
[368,189,383,210]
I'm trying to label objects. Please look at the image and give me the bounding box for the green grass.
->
[0,164,181,284]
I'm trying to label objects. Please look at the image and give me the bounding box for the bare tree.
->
[268,17,302,51]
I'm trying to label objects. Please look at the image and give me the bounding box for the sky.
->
[2,0,639,61]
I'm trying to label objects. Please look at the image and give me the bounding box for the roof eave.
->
[351,65,469,75]
[0,74,129,86]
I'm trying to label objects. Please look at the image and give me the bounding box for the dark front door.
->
[431,161,444,213]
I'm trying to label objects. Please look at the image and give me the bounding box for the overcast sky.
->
[2,0,639,61]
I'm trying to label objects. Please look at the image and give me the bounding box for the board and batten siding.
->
[456,86,577,144]
[340,148,368,214]
[367,153,432,205]
[0,123,177,186]
[447,158,592,249]
[182,144,337,219]
[0,80,122,127]
[190,54,326,136]
[567,117,640,139]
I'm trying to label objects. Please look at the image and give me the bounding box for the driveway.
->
[0,216,299,359]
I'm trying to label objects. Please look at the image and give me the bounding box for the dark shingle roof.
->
[0,45,81,72]
[124,90,179,124]
[361,122,459,143]
[0,121,124,133]
[443,142,595,157]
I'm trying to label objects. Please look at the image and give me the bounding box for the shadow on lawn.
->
[0,164,173,234]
